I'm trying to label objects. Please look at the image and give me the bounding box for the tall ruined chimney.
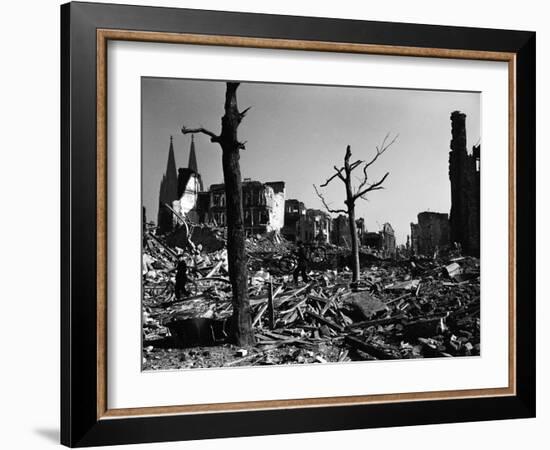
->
[449,111,467,249]
[448,111,480,256]
[450,111,467,154]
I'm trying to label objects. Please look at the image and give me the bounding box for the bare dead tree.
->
[314,134,398,283]
[181,82,255,347]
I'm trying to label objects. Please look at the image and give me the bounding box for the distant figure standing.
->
[175,256,190,299]
[293,242,310,283]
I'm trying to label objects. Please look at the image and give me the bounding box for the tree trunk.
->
[345,177,360,284]
[315,142,393,285]
[220,83,255,346]
[347,203,360,283]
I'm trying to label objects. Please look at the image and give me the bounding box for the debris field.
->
[142,231,480,370]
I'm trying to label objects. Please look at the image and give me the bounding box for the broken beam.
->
[305,310,345,333]
[345,335,398,360]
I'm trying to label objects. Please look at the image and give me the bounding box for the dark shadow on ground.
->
[34,428,59,444]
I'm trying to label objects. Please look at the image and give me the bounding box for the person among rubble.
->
[175,255,191,299]
[193,244,205,268]
[293,241,310,284]
[453,241,463,257]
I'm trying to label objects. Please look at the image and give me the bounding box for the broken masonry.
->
[142,229,480,369]
[449,111,480,257]
[409,111,480,258]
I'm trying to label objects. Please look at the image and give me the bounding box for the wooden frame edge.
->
[97,29,108,419]
[100,387,514,419]
[95,28,517,420]
[98,28,515,61]
[508,55,517,395]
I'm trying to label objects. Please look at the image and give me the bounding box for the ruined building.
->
[332,215,350,247]
[363,231,381,249]
[173,135,203,222]
[302,209,332,244]
[362,223,396,257]
[449,111,480,256]
[157,136,179,234]
[331,215,365,248]
[410,212,450,256]
[282,199,306,241]
[198,180,286,235]
[380,223,397,257]
[282,200,332,243]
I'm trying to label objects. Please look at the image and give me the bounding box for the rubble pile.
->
[245,231,293,254]
[142,231,480,370]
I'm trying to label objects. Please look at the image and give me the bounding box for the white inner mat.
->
[107,40,509,409]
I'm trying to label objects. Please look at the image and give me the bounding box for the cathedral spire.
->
[166,135,177,177]
[157,136,179,232]
[188,135,199,174]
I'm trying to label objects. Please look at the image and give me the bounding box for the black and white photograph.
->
[0,0,542,447]
[141,77,481,370]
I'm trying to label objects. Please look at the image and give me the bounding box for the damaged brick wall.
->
[173,169,202,222]
[331,215,351,247]
[282,199,306,241]
[172,136,204,223]
[380,223,396,257]
[449,111,480,256]
[264,182,286,233]
[411,212,450,256]
[198,180,285,235]
[302,209,332,243]
[332,216,371,248]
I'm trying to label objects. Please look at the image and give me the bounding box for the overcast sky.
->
[142,78,480,244]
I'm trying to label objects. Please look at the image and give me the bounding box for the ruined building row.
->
[157,136,285,236]
[409,111,480,257]
[156,136,396,254]
[281,200,395,255]
[157,110,479,256]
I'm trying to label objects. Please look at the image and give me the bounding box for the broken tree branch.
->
[363,133,398,171]
[349,159,363,171]
[313,184,347,214]
[181,125,220,143]
[319,165,346,187]
[238,106,252,122]
[162,202,197,251]
[354,172,390,200]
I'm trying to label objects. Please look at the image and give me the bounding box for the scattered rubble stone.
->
[142,229,480,370]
